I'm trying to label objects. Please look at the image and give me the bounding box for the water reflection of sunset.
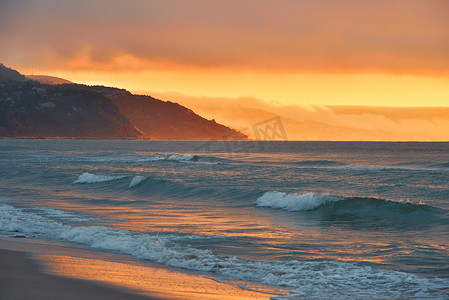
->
[36,253,281,299]
[42,195,449,270]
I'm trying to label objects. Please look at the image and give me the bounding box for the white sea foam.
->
[150,154,195,162]
[129,175,147,188]
[0,203,447,299]
[73,173,126,184]
[24,153,198,164]
[33,207,100,223]
[86,154,195,163]
[256,191,342,211]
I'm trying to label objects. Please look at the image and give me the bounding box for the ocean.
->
[1,139,448,299]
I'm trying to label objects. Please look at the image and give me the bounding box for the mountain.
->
[0,64,248,140]
[0,80,140,138]
[0,64,26,82]
[106,92,245,140]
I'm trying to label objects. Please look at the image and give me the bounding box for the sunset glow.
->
[41,69,449,107]
[1,0,448,140]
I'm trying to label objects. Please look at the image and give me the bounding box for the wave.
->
[128,175,147,188]
[0,203,447,299]
[331,165,449,172]
[22,153,202,164]
[84,154,198,163]
[296,160,346,167]
[430,161,449,169]
[256,191,343,211]
[72,171,260,203]
[147,153,232,165]
[440,162,449,168]
[255,191,446,228]
[73,173,126,184]
[255,191,432,213]
[147,153,198,162]
[31,207,101,223]
[131,176,259,202]
[80,153,199,163]
[73,173,161,190]
[391,161,449,170]
[294,161,449,172]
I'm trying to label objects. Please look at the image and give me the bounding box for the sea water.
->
[0,140,448,299]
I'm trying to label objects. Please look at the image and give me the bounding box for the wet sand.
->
[0,238,282,300]
[0,248,158,300]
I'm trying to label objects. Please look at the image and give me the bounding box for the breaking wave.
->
[81,153,199,163]
[256,191,342,211]
[22,153,202,163]
[128,175,147,188]
[255,191,432,213]
[0,202,447,299]
[255,191,447,228]
[72,172,260,203]
[73,173,126,184]
[147,153,198,162]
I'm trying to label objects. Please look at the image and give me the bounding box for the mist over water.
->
[1,140,449,299]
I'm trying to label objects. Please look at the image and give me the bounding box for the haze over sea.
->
[1,139,448,299]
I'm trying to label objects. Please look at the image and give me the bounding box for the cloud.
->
[1,0,448,74]
[150,92,449,141]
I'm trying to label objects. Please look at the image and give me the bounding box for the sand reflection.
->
[36,253,284,300]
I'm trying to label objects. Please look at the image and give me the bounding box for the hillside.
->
[107,92,246,140]
[0,80,139,138]
[0,65,248,140]
[0,64,26,82]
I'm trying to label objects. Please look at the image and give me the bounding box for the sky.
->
[1,0,449,140]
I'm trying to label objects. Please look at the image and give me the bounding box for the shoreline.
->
[0,248,159,300]
[0,237,282,300]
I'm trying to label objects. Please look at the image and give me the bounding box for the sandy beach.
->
[0,237,280,300]
[0,248,158,300]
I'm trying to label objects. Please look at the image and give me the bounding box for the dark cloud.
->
[1,0,448,73]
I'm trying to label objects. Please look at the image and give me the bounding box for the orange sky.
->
[1,0,448,107]
[1,0,449,140]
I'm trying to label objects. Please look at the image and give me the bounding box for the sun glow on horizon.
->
[23,67,449,108]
